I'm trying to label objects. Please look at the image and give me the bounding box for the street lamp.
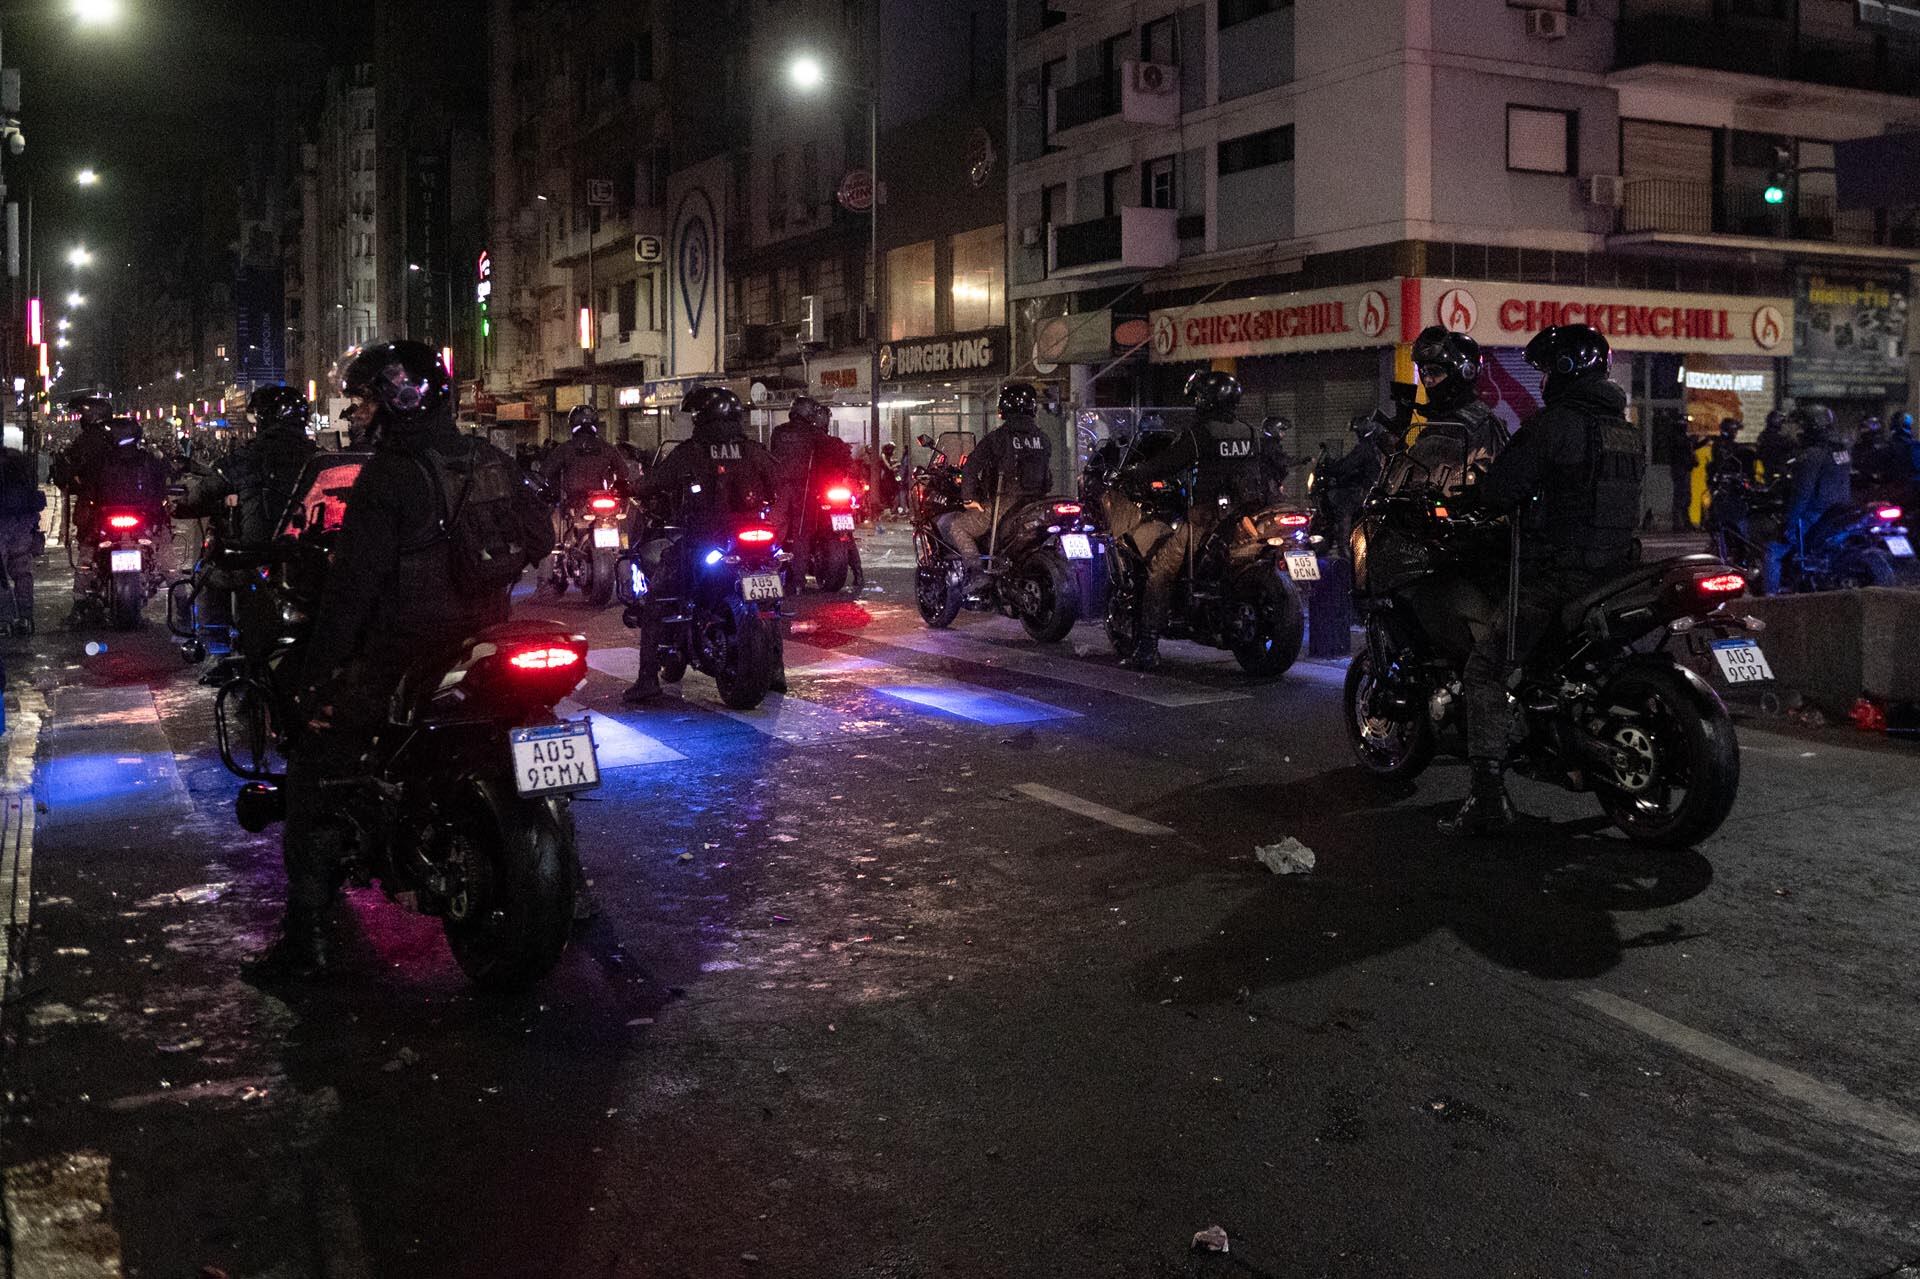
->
[787,46,883,501]
[66,246,91,268]
[66,291,84,307]
[75,168,99,187]
[71,0,124,26]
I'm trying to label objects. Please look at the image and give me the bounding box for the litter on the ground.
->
[1192,1224,1230,1252]
[1254,838,1315,875]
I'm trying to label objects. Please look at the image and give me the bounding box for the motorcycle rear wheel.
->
[712,599,779,710]
[1343,644,1436,780]
[817,538,852,593]
[443,785,576,988]
[1231,571,1304,676]
[585,547,618,607]
[109,571,145,631]
[1593,664,1740,848]
[1018,553,1077,644]
[1835,548,1896,589]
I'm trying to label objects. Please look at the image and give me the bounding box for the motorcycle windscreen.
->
[276,453,374,537]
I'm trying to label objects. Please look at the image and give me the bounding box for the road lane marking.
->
[867,628,1249,708]
[1576,990,1920,1153]
[39,687,189,831]
[1013,783,1176,836]
[586,646,899,747]
[554,700,687,767]
[876,684,1077,725]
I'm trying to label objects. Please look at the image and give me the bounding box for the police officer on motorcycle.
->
[50,394,116,540]
[769,396,852,553]
[1882,411,1920,494]
[1754,409,1794,484]
[1118,369,1263,671]
[219,386,319,543]
[1258,415,1293,504]
[1760,404,1851,595]
[1444,324,1644,836]
[937,382,1053,597]
[249,341,552,981]
[1320,411,1394,548]
[1387,326,1504,494]
[542,405,637,506]
[622,385,780,705]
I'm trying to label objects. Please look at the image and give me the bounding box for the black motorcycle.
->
[211,455,596,987]
[788,468,865,595]
[618,511,787,710]
[1344,479,1756,847]
[547,486,632,607]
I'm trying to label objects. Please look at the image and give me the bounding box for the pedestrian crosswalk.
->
[564,619,1330,771]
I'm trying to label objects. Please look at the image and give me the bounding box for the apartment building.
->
[315,64,381,365]
[1009,0,1920,509]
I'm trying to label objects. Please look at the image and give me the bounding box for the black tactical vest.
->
[1195,418,1261,508]
[1006,429,1050,495]
[1541,411,1644,567]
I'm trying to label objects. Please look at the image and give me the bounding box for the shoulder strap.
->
[399,449,469,554]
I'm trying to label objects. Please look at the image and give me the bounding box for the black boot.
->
[242,909,334,984]
[1120,631,1160,671]
[1440,759,1521,836]
[622,668,663,705]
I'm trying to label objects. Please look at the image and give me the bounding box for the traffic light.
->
[1764,144,1791,206]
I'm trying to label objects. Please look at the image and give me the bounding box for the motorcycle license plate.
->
[592,525,623,549]
[1285,551,1321,582]
[742,573,784,602]
[1886,535,1914,559]
[1060,533,1094,560]
[1711,638,1775,685]
[510,721,601,796]
[110,549,143,573]
[830,513,856,532]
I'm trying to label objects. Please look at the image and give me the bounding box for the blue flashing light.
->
[704,549,724,566]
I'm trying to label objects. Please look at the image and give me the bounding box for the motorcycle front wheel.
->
[914,532,963,629]
[443,784,577,988]
[1593,664,1740,848]
[1343,643,1436,780]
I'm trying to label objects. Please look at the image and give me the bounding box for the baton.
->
[1504,516,1521,667]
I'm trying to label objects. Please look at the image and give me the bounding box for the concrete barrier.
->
[1740,587,1920,714]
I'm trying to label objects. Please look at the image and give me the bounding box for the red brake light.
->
[1276,513,1310,527]
[1698,573,1746,594]
[737,527,776,545]
[106,514,142,530]
[1875,506,1903,522]
[825,486,853,504]
[588,496,619,512]
[1052,502,1083,516]
[1149,480,1166,490]
[507,646,582,671]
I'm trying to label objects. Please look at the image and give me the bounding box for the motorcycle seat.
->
[1559,553,1719,632]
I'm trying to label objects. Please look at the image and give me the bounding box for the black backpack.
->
[0,450,44,519]
[415,441,553,594]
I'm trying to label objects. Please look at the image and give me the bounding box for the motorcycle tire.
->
[850,544,866,594]
[1592,663,1740,849]
[817,538,852,594]
[1836,548,1897,589]
[915,534,964,629]
[1342,643,1436,781]
[109,571,145,631]
[1230,571,1304,677]
[443,784,577,988]
[713,599,779,710]
[1018,552,1077,644]
[586,547,618,607]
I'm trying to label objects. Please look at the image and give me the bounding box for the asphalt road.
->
[4,534,1920,1279]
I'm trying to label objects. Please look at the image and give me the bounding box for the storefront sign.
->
[1789,271,1909,399]
[817,367,863,392]
[878,327,1009,383]
[1147,282,1396,362]
[495,402,538,422]
[616,386,644,407]
[1410,278,1795,357]
[1683,370,1766,393]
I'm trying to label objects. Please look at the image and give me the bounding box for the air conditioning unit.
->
[1020,223,1043,248]
[1524,8,1569,38]
[1586,174,1625,207]
[1132,61,1176,96]
[798,294,824,345]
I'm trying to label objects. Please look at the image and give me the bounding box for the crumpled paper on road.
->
[1192,1224,1230,1252]
[1254,838,1315,876]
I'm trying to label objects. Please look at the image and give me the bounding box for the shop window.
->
[887,240,936,341]
[1506,106,1575,175]
[949,225,1004,332]
[1218,125,1293,176]
[1220,0,1291,30]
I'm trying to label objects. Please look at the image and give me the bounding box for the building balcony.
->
[1052,77,1117,133]
[1050,61,1182,136]
[1615,177,1919,257]
[1049,205,1180,278]
[1614,17,1920,101]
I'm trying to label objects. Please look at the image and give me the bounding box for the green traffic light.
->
[1763,184,1786,205]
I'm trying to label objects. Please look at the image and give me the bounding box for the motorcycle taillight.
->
[106,514,142,531]
[825,485,854,505]
[507,645,583,671]
[588,496,620,513]
[737,527,776,545]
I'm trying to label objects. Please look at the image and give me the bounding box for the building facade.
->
[1009,0,1920,517]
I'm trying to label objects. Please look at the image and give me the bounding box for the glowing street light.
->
[76,168,100,187]
[788,54,826,91]
[67,246,93,268]
[57,318,70,331]
[67,292,85,307]
[71,0,124,26]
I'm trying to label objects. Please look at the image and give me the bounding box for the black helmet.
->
[340,340,451,431]
[110,416,143,447]
[1858,415,1883,435]
[69,394,112,428]
[1411,326,1483,387]
[1795,404,1836,443]
[1718,417,1741,439]
[789,395,832,431]
[1893,411,1915,437]
[1523,324,1610,400]
[1349,412,1381,438]
[1260,415,1292,436]
[1184,370,1243,416]
[998,382,1039,419]
[247,384,311,435]
[683,385,743,432]
[568,404,601,437]
[1764,409,1786,433]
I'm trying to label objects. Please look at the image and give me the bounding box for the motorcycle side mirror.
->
[916,434,935,448]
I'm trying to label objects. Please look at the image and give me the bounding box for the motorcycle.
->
[1344,477,1754,847]
[788,472,865,594]
[1097,465,1307,675]
[211,454,595,986]
[82,506,165,630]
[548,486,631,607]
[618,511,788,710]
